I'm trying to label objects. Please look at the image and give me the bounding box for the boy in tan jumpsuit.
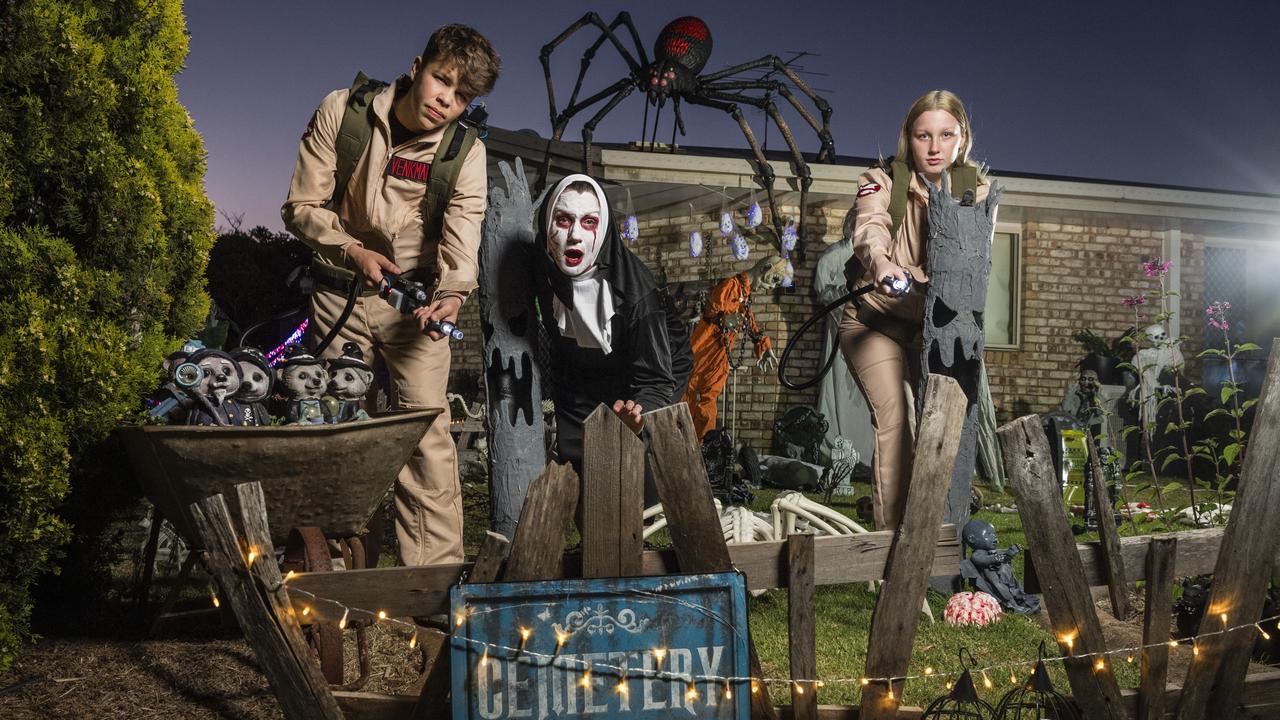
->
[282,25,500,566]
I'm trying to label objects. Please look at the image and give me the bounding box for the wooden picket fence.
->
[185,341,1280,719]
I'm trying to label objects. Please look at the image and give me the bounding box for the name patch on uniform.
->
[386,155,431,183]
[857,182,882,197]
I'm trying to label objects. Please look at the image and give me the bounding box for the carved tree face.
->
[194,356,241,402]
[328,367,373,401]
[278,364,328,401]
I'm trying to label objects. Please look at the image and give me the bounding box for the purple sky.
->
[179,1,1280,232]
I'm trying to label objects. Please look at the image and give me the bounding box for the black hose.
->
[312,279,361,356]
[777,285,875,391]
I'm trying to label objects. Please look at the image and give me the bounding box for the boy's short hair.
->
[422,24,501,101]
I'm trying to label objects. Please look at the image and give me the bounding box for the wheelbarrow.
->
[119,408,440,687]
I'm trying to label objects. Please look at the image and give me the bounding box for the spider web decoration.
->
[537,11,837,260]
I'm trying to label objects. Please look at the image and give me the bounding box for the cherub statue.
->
[276,344,331,425]
[1129,323,1183,427]
[183,349,245,426]
[231,346,273,426]
[326,342,374,422]
[682,254,789,440]
[959,519,1040,614]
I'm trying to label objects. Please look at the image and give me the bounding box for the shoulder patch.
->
[301,113,318,141]
[857,182,882,198]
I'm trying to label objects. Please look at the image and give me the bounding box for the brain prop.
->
[944,591,1003,627]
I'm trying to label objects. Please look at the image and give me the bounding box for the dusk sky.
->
[179,1,1280,232]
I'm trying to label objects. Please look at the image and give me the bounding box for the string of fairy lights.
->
[213,549,1279,701]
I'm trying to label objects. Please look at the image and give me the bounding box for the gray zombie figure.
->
[959,519,1040,614]
[479,159,547,538]
[813,231,874,466]
[919,175,1003,566]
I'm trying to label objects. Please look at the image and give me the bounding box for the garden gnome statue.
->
[276,344,331,425]
[959,519,1040,614]
[231,346,273,426]
[183,349,245,426]
[682,254,787,439]
[327,341,374,422]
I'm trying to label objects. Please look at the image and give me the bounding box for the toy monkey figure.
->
[682,255,788,440]
[326,342,374,422]
[183,349,245,426]
[276,344,332,425]
[231,346,273,426]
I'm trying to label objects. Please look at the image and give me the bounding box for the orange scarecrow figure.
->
[683,255,790,439]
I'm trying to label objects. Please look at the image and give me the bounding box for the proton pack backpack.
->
[886,157,978,239]
[314,72,486,294]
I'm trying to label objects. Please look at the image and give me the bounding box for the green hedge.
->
[0,0,213,669]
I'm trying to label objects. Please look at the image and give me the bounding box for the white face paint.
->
[547,188,603,277]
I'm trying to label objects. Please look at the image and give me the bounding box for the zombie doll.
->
[959,519,1040,614]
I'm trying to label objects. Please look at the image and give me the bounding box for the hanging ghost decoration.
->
[620,187,639,244]
[690,230,703,258]
[781,220,798,254]
[732,233,750,261]
[720,212,735,237]
[746,189,763,229]
[780,259,795,288]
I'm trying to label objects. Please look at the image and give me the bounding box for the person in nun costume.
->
[535,173,692,497]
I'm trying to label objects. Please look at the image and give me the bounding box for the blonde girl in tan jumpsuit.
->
[838,90,990,530]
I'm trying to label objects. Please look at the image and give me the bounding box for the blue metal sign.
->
[450,572,750,720]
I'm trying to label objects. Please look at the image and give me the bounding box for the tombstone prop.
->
[919,175,1003,569]
[479,159,547,538]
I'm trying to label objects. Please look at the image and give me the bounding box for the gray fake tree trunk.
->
[479,159,546,538]
[919,176,1003,587]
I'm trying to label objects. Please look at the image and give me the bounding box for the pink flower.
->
[1206,301,1232,331]
[1123,294,1147,308]
[1143,258,1174,278]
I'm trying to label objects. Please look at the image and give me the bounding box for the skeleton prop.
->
[1129,323,1183,428]
[919,174,1003,554]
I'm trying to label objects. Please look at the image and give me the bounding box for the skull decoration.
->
[327,342,374,422]
[753,254,791,292]
[1144,323,1169,345]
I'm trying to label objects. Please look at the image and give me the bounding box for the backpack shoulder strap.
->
[888,158,980,236]
[888,158,911,240]
[422,119,479,240]
[328,72,387,211]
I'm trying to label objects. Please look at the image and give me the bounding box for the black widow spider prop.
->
[537,13,836,259]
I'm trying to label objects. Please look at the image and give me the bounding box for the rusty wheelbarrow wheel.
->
[282,526,343,684]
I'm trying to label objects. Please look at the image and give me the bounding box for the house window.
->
[1203,241,1280,398]
[985,229,1021,349]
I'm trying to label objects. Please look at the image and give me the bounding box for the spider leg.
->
[700,56,835,162]
[539,78,635,189]
[670,97,683,151]
[681,94,784,253]
[538,12,647,189]
[580,83,637,176]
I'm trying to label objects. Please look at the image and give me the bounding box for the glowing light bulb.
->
[816,680,825,688]
[1009,671,1018,685]
[455,611,467,627]
[751,682,759,694]
[1094,658,1105,671]
[580,671,591,688]
[338,608,349,630]
[982,670,993,689]
[1193,643,1200,658]
[724,684,732,699]
[409,631,418,650]
[1259,624,1272,641]
[923,667,934,676]
[377,610,387,621]
[246,548,258,567]
[860,678,869,686]
[652,648,666,664]
[1061,633,1076,654]
[1127,655,1135,663]
[519,627,531,644]
[887,687,896,701]
[480,650,489,668]
[795,683,804,695]
[617,680,629,696]
[283,571,296,583]
[946,678,954,691]
[211,592,220,609]
[1169,640,1178,648]
[301,606,311,617]
[1221,612,1229,625]
[686,684,698,701]
[556,629,570,648]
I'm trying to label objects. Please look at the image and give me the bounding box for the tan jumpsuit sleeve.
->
[280,89,363,266]
[851,167,894,279]
[433,139,487,299]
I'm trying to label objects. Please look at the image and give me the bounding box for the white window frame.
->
[985,221,1023,351]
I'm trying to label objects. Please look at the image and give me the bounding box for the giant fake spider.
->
[538,13,836,258]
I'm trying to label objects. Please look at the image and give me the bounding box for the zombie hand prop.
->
[756,347,778,372]
[612,398,644,434]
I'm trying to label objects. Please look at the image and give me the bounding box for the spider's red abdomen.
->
[655,16,712,74]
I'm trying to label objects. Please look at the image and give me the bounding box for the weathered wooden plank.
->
[789,534,817,720]
[862,375,967,720]
[644,402,734,570]
[1122,669,1280,719]
[1024,527,1223,593]
[644,401,778,720]
[502,461,579,582]
[410,531,510,720]
[998,414,1127,718]
[582,404,645,577]
[1176,338,1280,719]
[190,491,343,720]
[1140,536,1177,720]
[286,530,962,619]
[1086,430,1130,619]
